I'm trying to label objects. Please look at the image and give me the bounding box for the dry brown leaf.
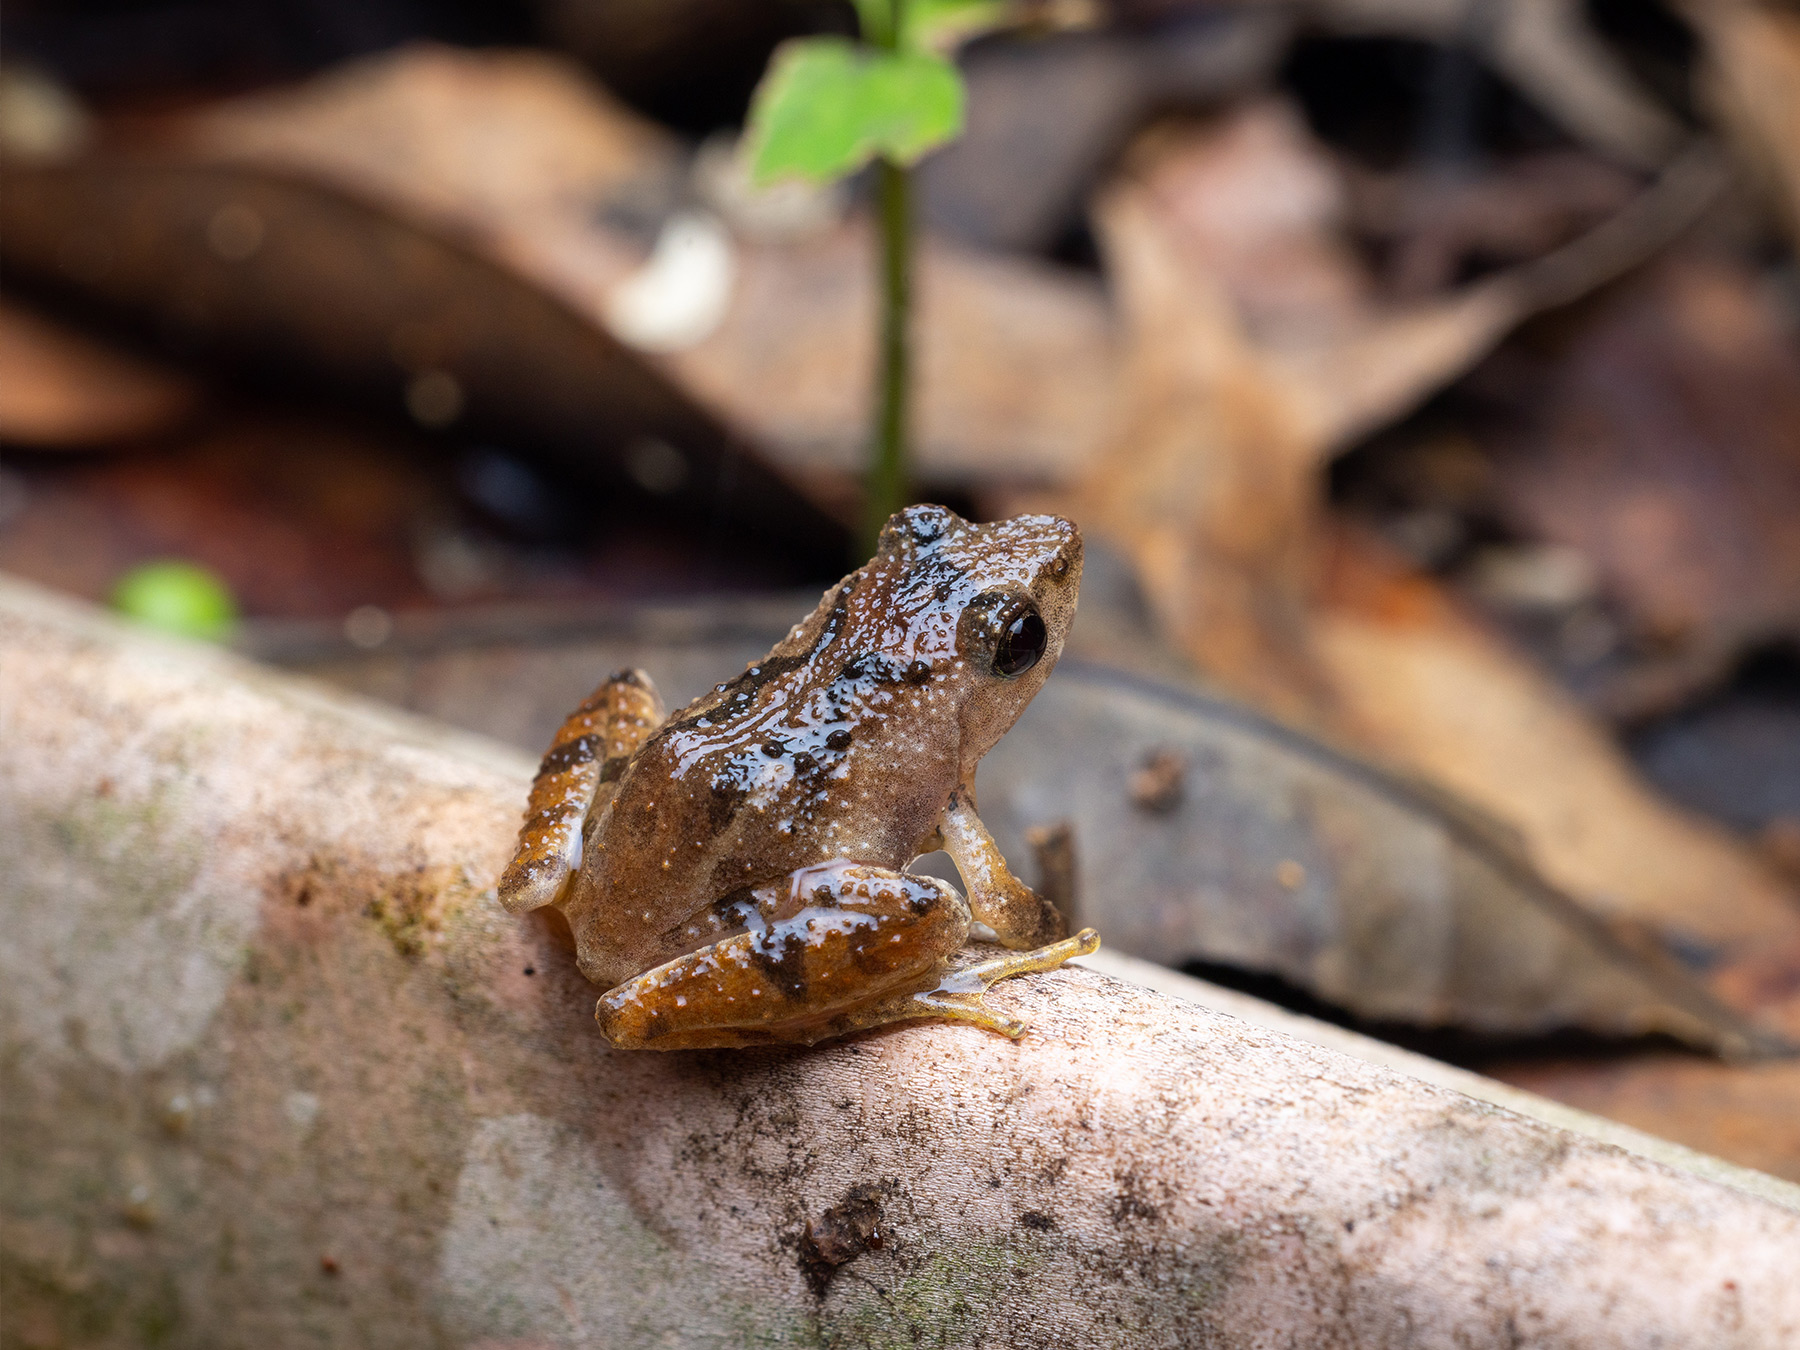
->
[179,43,1119,491]
[1270,285,1529,453]
[670,226,1116,486]
[0,156,849,565]
[1077,169,1328,724]
[1311,527,1800,1003]
[181,42,676,311]
[1070,102,1800,1054]
[1076,104,1712,717]
[1481,255,1800,713]
[0,299,197,446]
[1686,0,1800,249]
[1087,105,1722,467]
[1280,147,1727,452]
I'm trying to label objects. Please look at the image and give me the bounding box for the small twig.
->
[867,154,913,553]
[1026,820,1079,929]
[1507,140,1730,313]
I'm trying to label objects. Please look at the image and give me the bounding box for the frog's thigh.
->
[939,786,1068,949]
[596,864,971,1050]
[498,669,664,913]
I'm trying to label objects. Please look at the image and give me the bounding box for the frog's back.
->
[569,568,961,980]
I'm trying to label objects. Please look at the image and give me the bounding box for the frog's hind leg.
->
[598,861,979,1050]
[498,670,664,914]
[598,861,1099,1049]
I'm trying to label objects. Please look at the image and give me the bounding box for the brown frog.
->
[498,504,1098,1049]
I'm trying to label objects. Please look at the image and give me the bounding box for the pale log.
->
[2,576,1796,1348]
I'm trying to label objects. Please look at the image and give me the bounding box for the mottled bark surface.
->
[2,576,1797,1349]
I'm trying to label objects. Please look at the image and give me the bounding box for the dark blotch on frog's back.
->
[659,584,855,739]
[617,505,993,871]
[838,651,908,685]
[893,549,968,605]
[705,780,743,832]
[653,509,973,744]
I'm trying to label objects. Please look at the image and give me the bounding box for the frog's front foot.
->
[860,927,1102,1040]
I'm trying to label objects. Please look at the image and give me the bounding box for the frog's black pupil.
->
[994,608,1047,677]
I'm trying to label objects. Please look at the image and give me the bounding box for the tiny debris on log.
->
[1128,747,1187,814]
[798,1181,888,1296]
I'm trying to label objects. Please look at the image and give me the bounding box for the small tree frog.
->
[498,505,1098,1048]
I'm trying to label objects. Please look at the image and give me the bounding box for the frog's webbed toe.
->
[498,670,663,913]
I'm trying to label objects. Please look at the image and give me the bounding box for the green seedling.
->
[111,559,238,640]
[746,0,1003,552]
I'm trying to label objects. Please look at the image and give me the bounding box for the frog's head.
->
[872,504,1083,772]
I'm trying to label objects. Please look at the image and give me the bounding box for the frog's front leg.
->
[938,784,1069,949]
[498,670,664,914]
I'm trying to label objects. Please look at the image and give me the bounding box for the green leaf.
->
[746,38,965,186]
[111,560,238,640]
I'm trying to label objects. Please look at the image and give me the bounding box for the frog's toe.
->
[865,927,1100,1040]
[903,988,1029,1038]
[943,928,1101,993]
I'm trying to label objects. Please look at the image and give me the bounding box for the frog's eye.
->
[993,601,1047,677]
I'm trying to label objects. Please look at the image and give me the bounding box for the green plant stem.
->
[865,153,913,552]
[862,0,913,554]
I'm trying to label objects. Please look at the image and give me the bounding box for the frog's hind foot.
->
[859,927,1102,1041]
